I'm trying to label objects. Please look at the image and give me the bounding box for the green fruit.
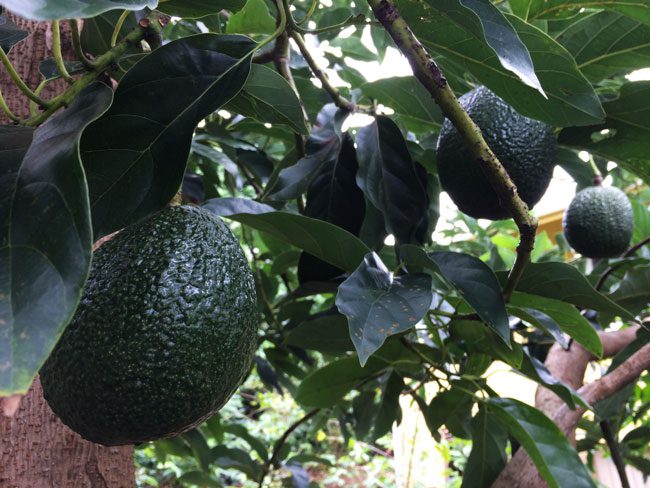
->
[436,86,557,220]
[41,205,258,446]
[563,185,634,258]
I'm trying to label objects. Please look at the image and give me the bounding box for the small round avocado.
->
[41,205,258,446]
[436,86,557,220]
[563,185,634,258]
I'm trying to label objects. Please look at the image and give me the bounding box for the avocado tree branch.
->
[600,419,631,488]
[367,0,538,302]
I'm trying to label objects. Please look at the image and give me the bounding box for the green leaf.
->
[336,252,433,366]
[80,10,140,59]
[609,264,650,315]
[330,36,377,62]
[178,471,223,487]
[461,406,507,488]
[559,81,650,184]
[426,384,476,438]
[503,261,633,318]
[81,34,254,238]
[372,371,404,440]
[0,15,27,53]
[285,314,354,353]
[401,245,510,345]
[211,446,261,479]
[222,424,269,461]
[203,198,369,272]
[225,64,309,134]
[158,0,245,18]
[555,11,650,83]
[295,356,387,407]
[225,0,275,34]
[510,292,602,357]
[519,352,586,410]
[356,116,431,245]
[183,429,213,471]
[359,77,443,132]
[488,398,596,488]
[509,306,569,349]
[400,2,604,127]
[38,58,85,81]
[527,0,650,26]
[0,0,157,20]
[0,83,113,395]
[426,0,544,95]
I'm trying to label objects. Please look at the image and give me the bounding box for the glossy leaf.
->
[510,292,602,357]
[336,252,433,366]
[356,116,430,245]
[402,245,510,345]
[0,15,27,52]
[267,105,349,200]
[225,64,309,135]
[488,398,596,488]
[461,406,507,488]
[203,197,369,272]
[609,265,650,315]
[0,0,157,20]
[158,0,245,18]
[508,306,569,349]
[284,314,354,353]
[402,3,604,127]
[81,34,254,238]
[0,83,113,395]
[295,356,387,407]
[427,0,544,95]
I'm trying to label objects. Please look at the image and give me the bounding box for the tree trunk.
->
[0,12,135,487]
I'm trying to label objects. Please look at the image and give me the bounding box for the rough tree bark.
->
[0,12,135,487]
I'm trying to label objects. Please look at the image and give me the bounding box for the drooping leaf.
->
[225,64,309,135]
[336,252,433,366]
[488,398,596,488]
[225,0,275,34]
[81,34,254,238]
[519,352,586,410]
[371,371,404,440]
[401,245,510,345]
[212,445,261,479]
[221,424,269,462]
[559,81,650,185]
[203,197,369,272]
[356,116,431,245]
[267,105,349,200]
[461,406,508,488]
[508,306,569,349]
[0,83,113,395]
[183,428,213,471]
[0,15,27,52]
[426,0,544,95]
[510,292,602,357]
[158,0,245,18]
[609,265,650,315]
[284,314,354,353]
[426,383,476,438]
[0,0,157,20]
[400,2,604,127]
[295,356,387,407]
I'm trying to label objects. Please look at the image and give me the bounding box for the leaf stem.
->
[429,309,480,321]
[52,20,74,83]
[366,0,537,303]
[111,10,131,48]
[296,0,318,25]
[256,0,288,54]
[0,45,52,109]
[69,19,96,70]
[0,87,22,123]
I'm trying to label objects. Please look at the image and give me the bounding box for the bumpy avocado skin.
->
[436,86,557,220]
[41,206,258,446]
[563,186,634,258]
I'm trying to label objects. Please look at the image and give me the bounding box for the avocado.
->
[436,86,557,220]
[563,185,634,258]
[40,205,258,446]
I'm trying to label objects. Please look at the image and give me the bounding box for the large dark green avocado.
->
[563,185,634,258]
[436,86,557,220]
[41,205,258,446]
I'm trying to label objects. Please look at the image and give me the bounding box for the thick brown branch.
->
[367,0,537,301]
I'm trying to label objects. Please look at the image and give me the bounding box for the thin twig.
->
[0,45,52,109]
[367,0,537,302]
[0,87,22,123]
[600,420,631,488]
[595,235,650,290]
[69,19,96,70]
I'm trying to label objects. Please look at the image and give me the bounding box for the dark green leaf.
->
[509,306,569,349]
[519,352,586,410]
[38,58,85,81]
[81,34,254,238]
[211,446,261,479]
[356,116,431,245]
[336,252,433,366]
[609,264,650,315]
[222,424,269,461]
[1,0,156,20]
[159,0,245,18]
[372,371,404,440]
[510,292,602,357]
[622,426,650,450]
[81,10,140,59]
[225,0,275,34]
[183,429,213,471]
[402,245,510,345]
[426,384,475,438]
[295,356,387,407]
[203,198,369,272]
[488,398,596,488]
[0,15,27,52]
[225,64,309,134]
[0,83,112,395]
[461,406,508,488]
[178,471,223,487]
[559,81,650,184]
[284,314,354,353]
[427,0,544,94]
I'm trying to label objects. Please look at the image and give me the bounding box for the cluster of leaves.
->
[1,0,649,487]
